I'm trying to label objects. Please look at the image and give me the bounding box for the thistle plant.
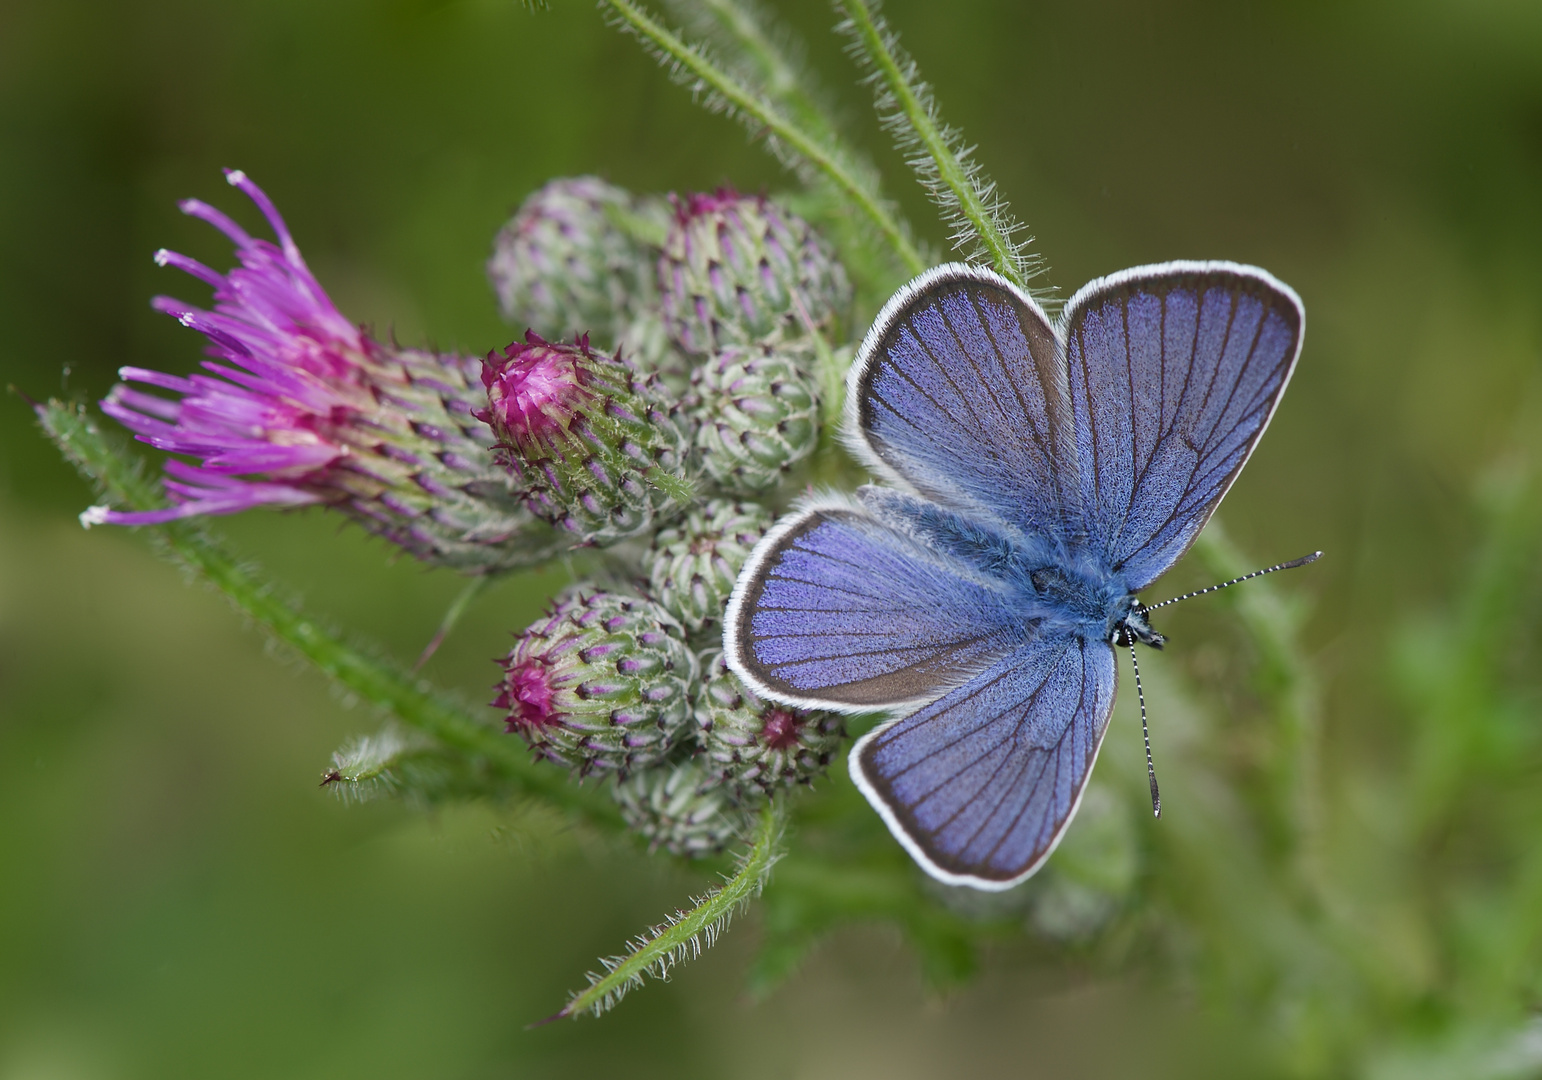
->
[35,2,1542,1073]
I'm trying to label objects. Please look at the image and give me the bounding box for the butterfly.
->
[723,261,1305,890]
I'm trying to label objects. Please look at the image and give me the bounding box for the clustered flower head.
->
[95,169,857,856]
[479,182,857,855]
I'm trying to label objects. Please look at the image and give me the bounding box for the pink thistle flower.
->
[88,170,556,573]
[93,169,368,524]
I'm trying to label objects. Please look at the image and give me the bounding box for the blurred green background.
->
[3,0,1542,1076]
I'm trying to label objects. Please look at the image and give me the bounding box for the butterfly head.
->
[1110,599,1166,650]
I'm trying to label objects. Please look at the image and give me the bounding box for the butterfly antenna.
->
[1143,550,1323,612]
[1128,643,1160,819]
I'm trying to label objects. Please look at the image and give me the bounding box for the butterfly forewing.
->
[725,502,1023,710]
[851,633,1117,889]
[1063,263,1303,589]
[847,265,1081,544]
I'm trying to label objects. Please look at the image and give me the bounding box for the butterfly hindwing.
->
[851,633,1118,890]
[1064,262,1304,588]
[846,264,1081,545]
[725,500,1023,710]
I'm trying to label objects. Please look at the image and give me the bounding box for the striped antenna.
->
[1128,643,1160,818]
[1143,551,1322,613]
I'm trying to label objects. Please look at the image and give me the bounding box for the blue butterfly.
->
[724,261,1306,890]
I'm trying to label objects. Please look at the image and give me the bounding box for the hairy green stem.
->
[602,0,924,275]
[556,803,783,1019]
[685,0,845,156]
[836,0,1030,290]
[37,399,621,830]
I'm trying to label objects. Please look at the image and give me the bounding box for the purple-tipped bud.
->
[488,177,680,383]
[498,655,559,733]
[659,189,852,355]
[495,590,698,776]
[479,332,598,452]
[696,650,844,797]
[90,171,559,573]
[477,333,694,546]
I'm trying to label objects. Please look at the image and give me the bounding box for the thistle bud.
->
[659,190,851,355]
[488,177,679,379]
[641,498,773,634]
[697,651,844,796]
[496,591,698,776]
[478,333,693,545]
[692,340,820,493]
[613,759,746,858]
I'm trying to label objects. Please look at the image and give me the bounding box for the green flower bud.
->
[692,340,820,493]
[697,650,844,797]
[495,590,698,776]
[659,189,851,355]
[477,333,694,545]
[488,177,680,380]
[613,759,748,858]
[642,498,774,634]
